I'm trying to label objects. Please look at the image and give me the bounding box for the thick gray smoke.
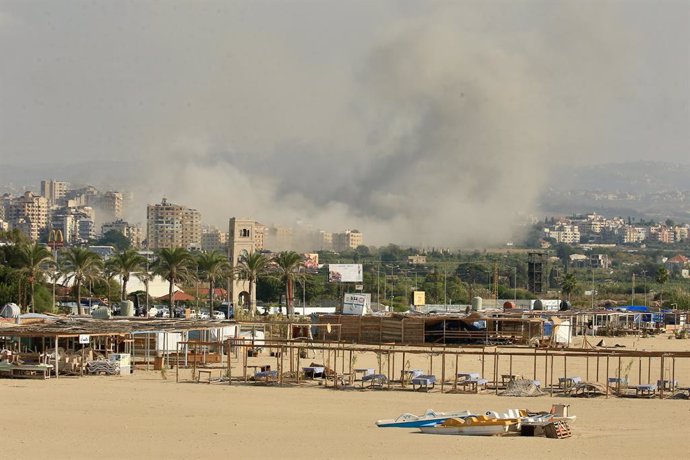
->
[132,3,631,246]
[3,2,682,246]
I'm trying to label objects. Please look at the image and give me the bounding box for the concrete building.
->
[146,198,201,250]
[267,226,294,251]
[253,222,267,251]
[6,191,48,241]
[40,179,69,206]
[102,219,143,248]
[545,224,580,244]
[408,255,427,265]
[100,191,123,219]
[228,218,256,308]
[200,226,228,252]
[333,229,363,252]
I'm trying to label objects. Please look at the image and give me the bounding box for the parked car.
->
[213,311,225,320]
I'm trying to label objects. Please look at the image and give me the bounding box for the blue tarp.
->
[610,305,649,312]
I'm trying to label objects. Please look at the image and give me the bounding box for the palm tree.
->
[273,251,304,317]
[152,247,195,318]
[234,252,269,317]
[135,269,153,316]
[62,247,104,315]
[196,251,231,316]
[560,273,578,302]
[17,243,54,313]
[106,249,146,301]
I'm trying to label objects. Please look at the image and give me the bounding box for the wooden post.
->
[387,350,391,390]
[672,357,676,391]
[647,356,651,384]
[659,354,666,399]
[549,354,554,397]
[494,350,499,395]
[481,348,485,378]
[544,350,548,390]
[55,336,59,379]
[564,355,567,383]
[605,355,610,399]
[454,353,458,391]
[617,355,621,395]
[175,342,180,383]
[638,357,642,386]
[533,348,537,380]
[441,351,446,393]
[509,354,513,378]
[586,353,589,381]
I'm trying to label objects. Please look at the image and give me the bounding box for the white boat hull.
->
[419,425,511,436]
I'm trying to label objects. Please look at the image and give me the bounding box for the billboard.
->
[329,264,363,282]
[304,253,319,271]
[413,291,426,306]
[343,293,371,315]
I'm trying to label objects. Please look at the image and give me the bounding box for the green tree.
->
[196,250,231,315]
[61,247,104,315]
[106,248,146,301]
[233,252,269,317]
[95,230,131,251]
[560,273,578,301]
[135,269,154,315]
[152,248,195,317]
[17,243,54,313]
[273,251,304,316]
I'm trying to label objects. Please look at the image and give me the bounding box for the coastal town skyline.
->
[2,1,688,247]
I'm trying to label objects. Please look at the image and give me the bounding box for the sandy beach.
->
[3,334,689,460]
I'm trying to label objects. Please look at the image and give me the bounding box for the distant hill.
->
[0,160,138,193]
[546,161,690,193]
[541,161,690,221]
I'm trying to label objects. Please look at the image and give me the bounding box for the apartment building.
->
[146,198,201,250]
[6,191,49,241]
[333,229,363,252]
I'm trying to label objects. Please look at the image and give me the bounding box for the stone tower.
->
[228,218,256,308]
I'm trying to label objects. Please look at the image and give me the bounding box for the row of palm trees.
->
[6,242,305,317]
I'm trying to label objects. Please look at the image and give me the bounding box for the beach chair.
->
[558,376,582,390]
[411,375,436,392]
[460,378,488,393]
[361,373,388,389]
[254,370,279,384]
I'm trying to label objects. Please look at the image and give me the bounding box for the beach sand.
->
[2,334,689,459]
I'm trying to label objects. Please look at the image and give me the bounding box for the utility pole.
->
[631,273,635,306]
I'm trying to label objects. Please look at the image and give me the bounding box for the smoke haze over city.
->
[1,1,688,246]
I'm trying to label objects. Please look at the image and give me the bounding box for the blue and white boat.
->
[376,409,473,428]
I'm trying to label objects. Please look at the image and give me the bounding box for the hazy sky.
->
[1,1,688,245]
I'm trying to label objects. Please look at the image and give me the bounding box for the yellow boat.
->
[419,415,519,436]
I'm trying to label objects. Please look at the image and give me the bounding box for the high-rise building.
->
[332,229,363,252]
[40,180,69,206]
[101,191,124,219]
[200,226,228,252]
[146,198,201,250]
[253,222,267,251]
[7,191,49,241]
[228,218,256,308]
